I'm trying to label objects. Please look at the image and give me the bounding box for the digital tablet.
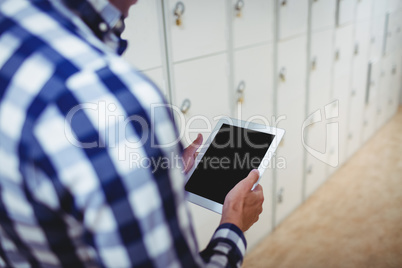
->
[184,117,285,214]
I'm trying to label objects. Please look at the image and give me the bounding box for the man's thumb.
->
[244,169,260,188]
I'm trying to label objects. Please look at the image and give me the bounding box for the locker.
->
[244,171,274,249]
[375,58,392,129]
[309,29,334,114]
[355,0,373,22]
[331,25,354,167]
[122,0,164,70]
[187,202,221,250]
[369,16,386,61]
[311,0,336,32]
[274,35,307,225]
[233,45,274,121]
[346,20,371,159]
[232,44,275,248]
[386,51,401,119]
[305,29,334,198]
[362,60,381,143]
[277,0,309,40]
[167,0,227,62]
[337,0,356,26]
[232,0,274,49]
[142,68,168,97]
[372,0,388,19]
[173,54,231,147]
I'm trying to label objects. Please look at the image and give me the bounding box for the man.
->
[0,0,264,267]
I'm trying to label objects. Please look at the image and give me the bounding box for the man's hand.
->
[182,134,203,173]
[220,169,264,232]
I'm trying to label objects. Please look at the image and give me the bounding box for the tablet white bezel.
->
[184,117,285,214]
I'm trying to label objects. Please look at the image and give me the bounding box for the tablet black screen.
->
[185,124,275,204]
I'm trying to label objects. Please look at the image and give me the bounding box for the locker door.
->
[369,16,386,61]
[186,203,221,250]
[173,54,231,147]
[337,0,356,26]
[233,45,274,121]
[122,0,164,70]
[274,36,307,225]
[372,0,388,19]
[232,0,274,49]
[244,171,274,249]
[355,0,373,22]
[362,60,380,143]
[386,51,401,119]
[346,20,371,159]
[142,68,168,97]
[173,54,230,248]
[376,57,392,129]
[311,0,336,32]
[330,25,354,168]
[232,44,274,247]
[277,0,308,40]
[167,0,227,62]
[305,29,333,198]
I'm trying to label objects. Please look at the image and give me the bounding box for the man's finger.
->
[187,134,203,154]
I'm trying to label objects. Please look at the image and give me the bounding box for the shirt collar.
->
[61,0,127,54]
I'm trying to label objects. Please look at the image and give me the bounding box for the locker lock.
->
[277,188,284,204]
[335,49,340,61]
[281,0,287,6]
[348,133,353,140]
[307,165,313,174]
[311,57,317,70]
[235,0,245,18]
[364,120,368,126]
[174,2,185,26]
[180,98,191,114]
[371,37,376,44]
[279,67,287,82]
[236,81,246,104]
[392,65,397,75]
[354,43,359,55]
[351,89,356,97]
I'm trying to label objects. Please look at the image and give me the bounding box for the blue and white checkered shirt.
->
[0,0,247,267]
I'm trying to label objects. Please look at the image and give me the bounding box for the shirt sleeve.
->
[30,61,247,267]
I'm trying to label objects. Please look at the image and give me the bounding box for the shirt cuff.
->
[211,223,247,256]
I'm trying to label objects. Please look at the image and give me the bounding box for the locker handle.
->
[277,188,284,204]
[307,165,313,174]
[392,64,397,75]
[236,81,246,104]
[311,57,317,71]
[180,98,191,114]
[174,2,185,26]
[335,49,340,61]
[365,62,372,105]
[279,67,287,82]
[354,43,359,55]
[235,0,244,17]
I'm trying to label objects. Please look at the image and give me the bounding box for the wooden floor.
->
[243,107,402,268]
